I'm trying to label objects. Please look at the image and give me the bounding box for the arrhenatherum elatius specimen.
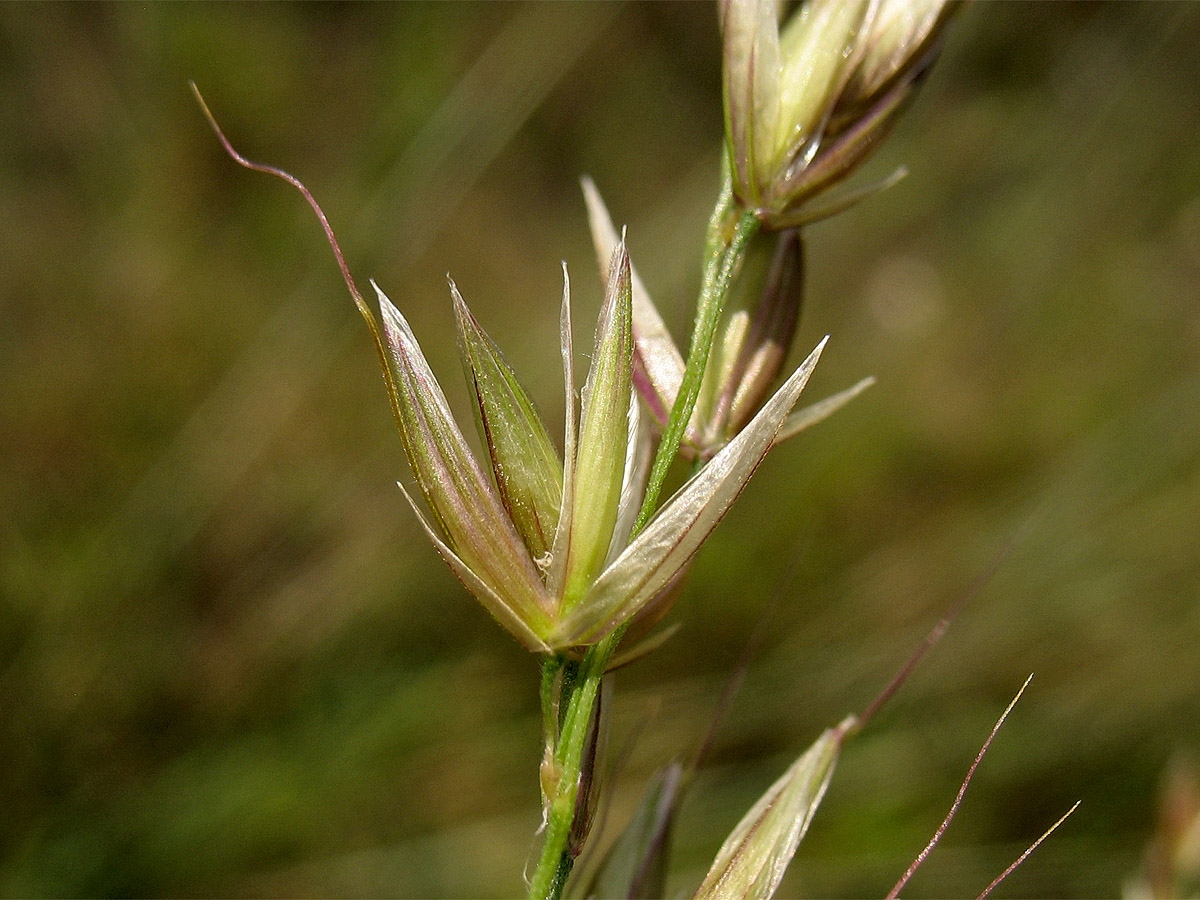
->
[375,241,825,652]
[191,1,988,897]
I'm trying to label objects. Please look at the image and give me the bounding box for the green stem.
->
[632,179,760,536]
[528,633,619,899]
[529,170,760,900]
[540,655,562,743]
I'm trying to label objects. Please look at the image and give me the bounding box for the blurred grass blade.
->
[587,761,684,900]
[693,720,850,900]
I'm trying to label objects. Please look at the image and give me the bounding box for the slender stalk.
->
[531,165,764,899]
[632,180,760,535]
[885,676,1034,900]
[540,655,563,744]
[529,177,762,898]
[528,635,619,899]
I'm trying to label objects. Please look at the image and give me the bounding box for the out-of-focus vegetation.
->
[1,4,1198,897]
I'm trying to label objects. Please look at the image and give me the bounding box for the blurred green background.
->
[2,3,1198,897]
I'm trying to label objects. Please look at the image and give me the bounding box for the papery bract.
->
[375,242,829,651]
[693,720,852,900]
[721,0,958,228]
[452,281,563,561]
[584,179,872,461]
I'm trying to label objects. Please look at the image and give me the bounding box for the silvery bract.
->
[721,0,958,228]
[584,179,873,459]
[693,719,852,900]
[374,241,826,652]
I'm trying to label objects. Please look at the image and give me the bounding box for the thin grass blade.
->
[588,762,684,900]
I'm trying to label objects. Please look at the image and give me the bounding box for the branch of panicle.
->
[885,675,1033,900]
[976,802,1081,900]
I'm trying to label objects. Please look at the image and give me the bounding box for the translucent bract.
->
[584,179,873,461]
[373,241,826,652]
[721,0,958,228]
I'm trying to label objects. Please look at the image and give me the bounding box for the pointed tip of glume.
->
[446,277,476,326]
[369,278,388,304]
[372,281,414,340]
